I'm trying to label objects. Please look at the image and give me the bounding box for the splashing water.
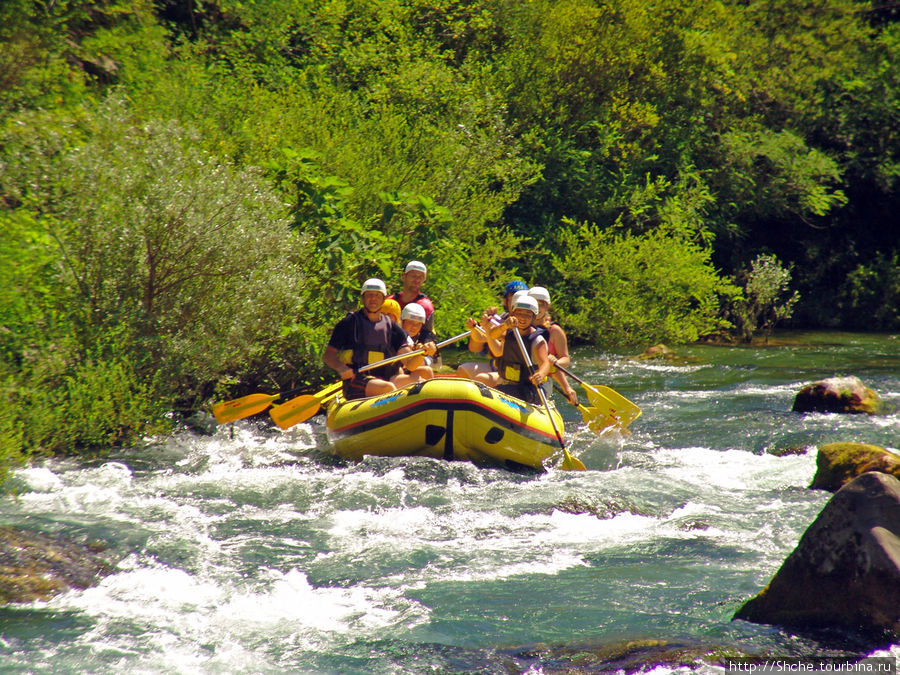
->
[2,332,899,673]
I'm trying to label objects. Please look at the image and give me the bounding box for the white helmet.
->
[511,290,529,304]
[400,302,426,322]
[404,260,427,275]
[512,294,539,315]
[361,278,387,296]
[528,286,551,305]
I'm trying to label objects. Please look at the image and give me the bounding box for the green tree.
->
[553,219,737,346]
[728,254,800,342]
[839,252,900,331]
[0,98,315,448]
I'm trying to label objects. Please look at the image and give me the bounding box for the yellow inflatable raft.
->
[325,377,564,470]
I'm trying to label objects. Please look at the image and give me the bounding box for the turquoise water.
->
[1,332,898,673]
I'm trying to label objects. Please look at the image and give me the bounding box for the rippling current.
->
[2,331,899,673]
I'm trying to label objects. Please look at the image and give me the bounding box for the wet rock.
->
[733,472,900,643]
[553,494,654,519]
[766,444,812,458]
[810,442,900,492]
[0,526,115,604]
[635,343,676,360]
[791,376,884,415]
[513,638,752,673]
[183,410,218,435]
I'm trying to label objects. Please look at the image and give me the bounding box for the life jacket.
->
[408,325,436,346]
[337,310,401,379]
[496,328,546,385]
[406,326,438,368]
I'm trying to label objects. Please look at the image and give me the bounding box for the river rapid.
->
[2,331,899,674]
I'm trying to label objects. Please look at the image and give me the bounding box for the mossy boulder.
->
[734,472,900,643]
[791,376,884,415]
[0,526,115,604]
[811,442,900,492]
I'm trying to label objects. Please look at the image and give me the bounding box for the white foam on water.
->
[650,445,818,493]
[181,424,316,468]
[320,501,670,588]
[6,400,897,671]
[623,445,830,562]
[871,415,900,431]
[46,554,429,671]
[447,550,589,582]
[12,461,134,515]
[625,362,709,374]
[648,382,800,402]
[14,465,65,492]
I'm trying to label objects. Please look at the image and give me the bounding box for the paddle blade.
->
[560,447,586,471]
[582,384,642,429]
[212,393,279,424]
[313,381,344,400]
[573,403,614,432]
[270,386,345,430]
[269,395,321,430]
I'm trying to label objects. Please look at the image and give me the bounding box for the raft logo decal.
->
[496,395,527,414]
[371,392,404,407]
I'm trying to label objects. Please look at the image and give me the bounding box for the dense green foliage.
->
[729,254,801,343]
[1,0,897,471]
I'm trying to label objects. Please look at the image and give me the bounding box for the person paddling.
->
[380,298,402,324]
[323,278,418,400]
[473,294,552,404]
[388,260,435,333]
[528,286,579,406]
[395,302,438,382]
[457,280,528,379]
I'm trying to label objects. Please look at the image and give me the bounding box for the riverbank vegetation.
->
[1,0,897,474]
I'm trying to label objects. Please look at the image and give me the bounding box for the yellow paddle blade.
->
[270,386,344,430]
[212,393,279,424]
[573,403,615,432]
[269,395,321,430]
[576,403,595,423]
[314,381,344,400]
[560,446,587,471]
[582,384,642,429]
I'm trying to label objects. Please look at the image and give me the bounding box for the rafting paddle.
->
[267,386,344,430]
[269,329,474,430]
[212,381,343,424]
[551,383,619,433]
[553,364,642,430]
[511,324,586,471]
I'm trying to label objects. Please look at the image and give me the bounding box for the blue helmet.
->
[504,280,528,297]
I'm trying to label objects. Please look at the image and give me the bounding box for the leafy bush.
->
[553,220,737,346]
[716,129,847,220]
[728,254,800,342]
[0,210,67,367]
[14,349,169,455]
[839,252,900,331]
[0,376,27,487]
[1,99,309,396]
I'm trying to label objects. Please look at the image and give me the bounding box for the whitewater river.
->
[2,332,899,673]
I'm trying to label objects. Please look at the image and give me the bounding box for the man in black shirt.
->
[323,278,419,400]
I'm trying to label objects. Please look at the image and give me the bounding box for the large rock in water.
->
[0,526,114,604]
[810,442,900,492]
[791,376,883,414]
[734,472,900,641]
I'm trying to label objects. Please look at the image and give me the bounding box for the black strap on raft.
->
[443,409,454,461]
